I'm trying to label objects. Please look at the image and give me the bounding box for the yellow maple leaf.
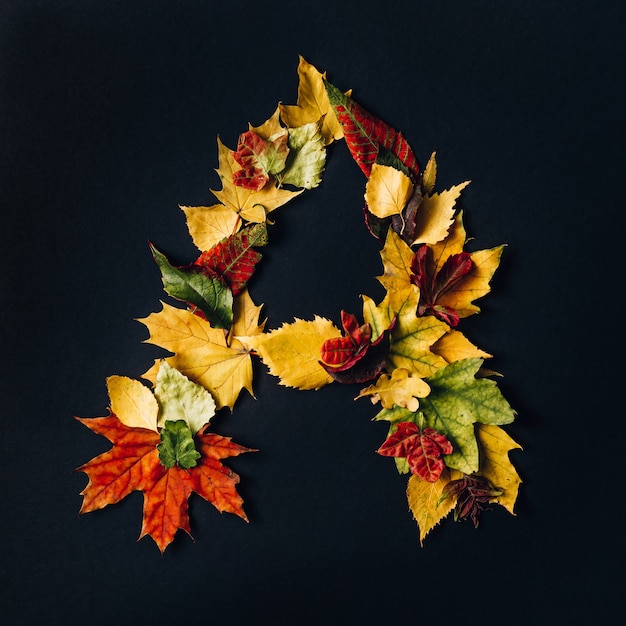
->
[238,316,340,390]
[355,368,430,411]
[138,302,255,410]
[476,424,523,515]
[211,137,302,222]
[106,375,158,431]
[228,289,266,344]
[249,107,284,140]
[412,181,470,245]
[407,469,457,545]
[364,163,414,219]
[431,329,492,363]
[278,55,345,145]
[376,229,415,296]
[180,204,241,252]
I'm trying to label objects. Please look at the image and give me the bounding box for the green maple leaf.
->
[375,358,515,474]
[150,242,234,329]
[157,419,201,469]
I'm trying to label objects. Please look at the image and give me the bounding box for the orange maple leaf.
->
[75,414,253,553]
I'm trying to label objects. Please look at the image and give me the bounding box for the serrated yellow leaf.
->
[239,316,340,390]
[364,163,414,219]
[278,55,345,145]
[106,375,158,431]
[476,424,522,515]
[407,470,455,545]
[355,368,430,411]
[180,204,241,252]
[211,137,302,222]
[138,302,253,410]
[431,329,492,363]
[412,181,470,245]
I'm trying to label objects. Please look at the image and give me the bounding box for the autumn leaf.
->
[106,375,158,431]
[375,229,414,297]
[421,152,437,195]
[431,329,492,363]
[138,301,256,410]
[239,316,340,390]
[181,204,241,252]
[192,222,268,297]
[364,163,414,219]
[150,242,233,330]
[355,367,430,411]
[475,424,522,514]
[211,137,302,222]
[279,55,344,145]
[406,469,456,546]
[76,414,252,553]
[324,79,420,179]
[279,119,327,189]
[157,420,201,469]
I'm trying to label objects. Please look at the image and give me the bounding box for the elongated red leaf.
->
[193,222,268,296]
[324,79,420,179]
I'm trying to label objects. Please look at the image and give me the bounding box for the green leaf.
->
[420,358,516,474]
[150,242,233,329]
[154,361,217,435]
[279,120,327,189]
[157,419,201,469]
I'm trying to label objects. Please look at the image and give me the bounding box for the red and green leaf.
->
[232,129,290,191]
[324,79,420,179]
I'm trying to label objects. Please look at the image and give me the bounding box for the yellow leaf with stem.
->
[364,163,414,219]
[279,55,345,145]
[238,316,340,390]
[106,375,158,432]
[138,301,256,411]
[211,137,302,222]
[476,424,523,515]
[180,204,241,252]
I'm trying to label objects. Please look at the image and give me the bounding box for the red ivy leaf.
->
[324,79,420,179]
[193,222,268,296]
[377,421,453,482]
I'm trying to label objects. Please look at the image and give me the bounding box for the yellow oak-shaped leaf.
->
[106,375,158,431]
[407,469,456,545]
[412,181,470,245]
[431,329,492,363]
[476,424,523,515]
[239,316,340,390]
[138,302,254,410]
[211,137,302,222]
[364,163,414,219]
[279,55,344,145]
[376,229,415,296]
[181,204,240,252]
[355,368,430,411]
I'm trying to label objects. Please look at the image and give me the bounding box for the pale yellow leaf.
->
[106,375,158,432]
[180,204,240,251]
[422,151,437,194]
[211,137,302,222]
[355,368,430,411]
[412,181,470,245]
[138,302,253,410]
[430,211,467,272]
[431,329,492,363]
[278,55,345,145]
[239,316,340,390]
[407,470,455,545]
[364,163,414,219]
[476,424,523,515]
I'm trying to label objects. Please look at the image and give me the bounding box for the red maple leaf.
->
[75,414,253,553]
[377,421,453,482]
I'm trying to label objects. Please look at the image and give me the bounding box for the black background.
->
[1,1,623,624]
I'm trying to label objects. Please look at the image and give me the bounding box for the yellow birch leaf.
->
[438,244,505,318]
[278,55,345,145]
[412,181,470,245]
[138,302,253,410]
[106,375,158,432]
[407,469,455,545]
[180,204,240,252]
[355,368,430,411]
[476,424,523,515]
[239,316,340,390]
[431,329,492,363]
[364,163,414,219]
[211,137,302,222]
